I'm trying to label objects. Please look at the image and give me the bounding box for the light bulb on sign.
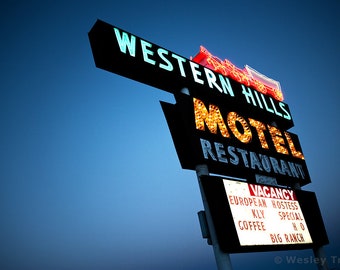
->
[192,46,284,101]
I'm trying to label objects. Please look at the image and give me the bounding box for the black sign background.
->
[200,176,328,253]
[89,19,329,255]
[89,19,294,129]
[161,93,311,187]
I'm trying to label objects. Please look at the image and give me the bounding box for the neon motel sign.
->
[88,20,294,130]
[161,94,310,186]
[88,19,329,253]
[88,19,309,186]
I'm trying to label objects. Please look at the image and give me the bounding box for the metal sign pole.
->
[293,183,329,270]
[313,246,329,270]
[195,164,233,270]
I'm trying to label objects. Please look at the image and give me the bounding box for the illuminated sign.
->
[224,179,312,246]
[89,20,294,129]
[201,176,328,253]
[192,46,284,101]
[161,93,310,186]
[89,19,328,256]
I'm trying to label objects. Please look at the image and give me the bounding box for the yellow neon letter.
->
[284,132,305,160]
[193,97,230,138]
[268,125,289,155]
[249,118,269,149]
[227,112,252,143]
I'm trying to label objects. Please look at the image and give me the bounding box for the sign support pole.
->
[196,164,233,270]
[313,246,329,270]
[293,183,329,270]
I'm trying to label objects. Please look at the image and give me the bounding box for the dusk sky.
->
[1,1,339,269]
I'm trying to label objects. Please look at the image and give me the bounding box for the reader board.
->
[200,176,329,253]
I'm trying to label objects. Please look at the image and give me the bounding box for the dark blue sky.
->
[1,1,339,269]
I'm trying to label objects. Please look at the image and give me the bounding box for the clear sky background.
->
[1,1,339,269]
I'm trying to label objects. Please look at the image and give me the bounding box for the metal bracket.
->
[198,210,212,245]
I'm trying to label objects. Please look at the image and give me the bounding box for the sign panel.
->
[224,179,312,246]
[192,46,284,101]
[201,176,329,253]
[89,19,328,256]
[88,19,294,129]
[161,93,311,186]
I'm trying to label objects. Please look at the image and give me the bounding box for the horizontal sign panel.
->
[161,93,310,186]
[89,19,294,129]
[201,176,328,253]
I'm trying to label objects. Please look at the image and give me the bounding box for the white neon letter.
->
[157,48,173,71]
[200,138,217,161]
[190,61,204,84]
[140,40,156,65]
[219,75,234,96]
[171,54,187,77]
[114,28,136,57]
[204,68,222,92]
